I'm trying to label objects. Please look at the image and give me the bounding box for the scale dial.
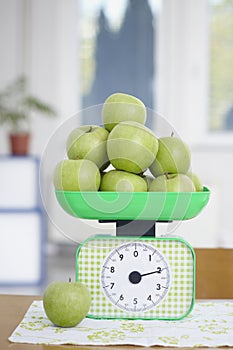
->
[100,241,171,313]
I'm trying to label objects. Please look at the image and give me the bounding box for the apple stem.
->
[87,126,92,133]
[171,131,174,137]
[69,277,72,283]
[164,172,169,180]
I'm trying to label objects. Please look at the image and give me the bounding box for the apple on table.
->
[43,279,91,327]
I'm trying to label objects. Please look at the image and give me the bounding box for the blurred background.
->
[0,0,232,295]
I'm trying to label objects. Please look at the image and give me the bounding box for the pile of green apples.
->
[53,92,203,193]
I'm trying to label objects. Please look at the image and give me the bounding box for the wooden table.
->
[0,294,229,350]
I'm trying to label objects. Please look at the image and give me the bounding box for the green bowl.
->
[55,187,210,221]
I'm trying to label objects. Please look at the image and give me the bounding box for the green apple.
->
[100,169,147,191]
[187,172,203,191]
[43,280,91,327]
[150,136,191,177]
[107,121,159,174]
[66,125,109,170]
[53,159,100,191]
[149,173,196,192]
[102,92,146,131]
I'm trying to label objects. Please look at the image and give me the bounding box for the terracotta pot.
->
[9,133,30,155]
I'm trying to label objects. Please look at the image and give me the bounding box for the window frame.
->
[156,0,233,148]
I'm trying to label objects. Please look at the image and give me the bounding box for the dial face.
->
[100,241,171,313]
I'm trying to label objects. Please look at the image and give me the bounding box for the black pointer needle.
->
[140,269,162,277]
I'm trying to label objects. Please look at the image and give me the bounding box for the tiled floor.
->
[0,242,78,296]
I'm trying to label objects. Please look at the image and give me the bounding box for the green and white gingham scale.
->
[55,189,210,321]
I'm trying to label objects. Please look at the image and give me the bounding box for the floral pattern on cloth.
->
[9,301,233,347]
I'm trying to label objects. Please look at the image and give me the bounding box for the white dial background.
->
[100,242,171,312]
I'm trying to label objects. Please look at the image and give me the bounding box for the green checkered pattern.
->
[76,235,195,320]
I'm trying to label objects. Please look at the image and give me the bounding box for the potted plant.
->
[0,76,56,155]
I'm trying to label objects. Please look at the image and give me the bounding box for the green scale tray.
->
[55,187,210,221]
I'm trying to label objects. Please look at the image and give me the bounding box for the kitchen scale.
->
[40,105,210,321]
[55,188,210,320]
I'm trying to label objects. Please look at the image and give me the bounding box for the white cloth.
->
[9,300,233,347]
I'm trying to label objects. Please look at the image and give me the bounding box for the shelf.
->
[0,156,40,210]
[0,156,46,286]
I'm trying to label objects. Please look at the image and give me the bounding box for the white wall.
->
[0,0,80,155]
[190,147,233,247]
[0,0,23,153]
[26,0,81,155]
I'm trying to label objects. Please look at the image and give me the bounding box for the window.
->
[80,0,161,122]
[208,0,233,132]
[79,0,233,141]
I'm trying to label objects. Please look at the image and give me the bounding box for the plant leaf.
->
[23,96,56,116]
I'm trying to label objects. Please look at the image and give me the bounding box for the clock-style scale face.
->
[76,236,195,320]
[100,242,171,312]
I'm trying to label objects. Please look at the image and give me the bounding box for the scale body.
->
[76,232,195,320]
[55,188,210,321]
